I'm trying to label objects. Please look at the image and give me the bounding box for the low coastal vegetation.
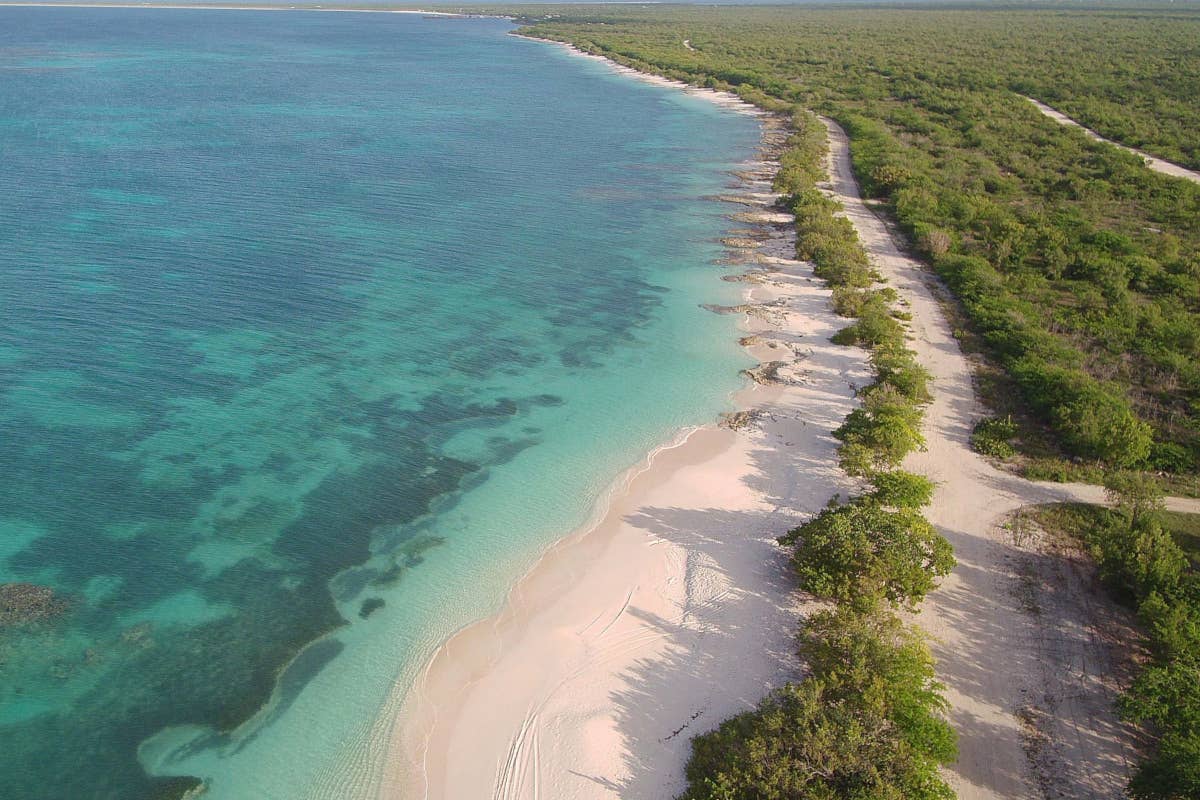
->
[494,6,1200,796]
[1028,482,1200,800]
[503,9,1200,790]
[512,3,1200,482]
[677,111,957,800]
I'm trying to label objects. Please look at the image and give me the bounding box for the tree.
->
[681,678,954,800]
[781,499,954,607]
[1104,470,1166,530]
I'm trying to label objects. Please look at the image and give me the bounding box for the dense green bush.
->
[774,110,830,195]
[834,385,926,477]
[871,346,932,404]
[798,605,957,763]
[680,601,955,800]
[1122,589,1200,800]
[831,302,906,349]
[970,416,1018,459]
[870,471,936,509]
[780,498,954,608]
[681,674,954,800]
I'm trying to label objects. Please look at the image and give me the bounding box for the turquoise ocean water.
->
[0,9,761,799]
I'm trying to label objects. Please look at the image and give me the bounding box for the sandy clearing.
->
[1024,97,1200,185]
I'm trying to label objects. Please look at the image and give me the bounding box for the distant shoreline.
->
[0,3,466,14]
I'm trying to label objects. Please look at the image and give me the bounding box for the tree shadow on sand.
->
[925,520,1145,798]
[589,504,808,799]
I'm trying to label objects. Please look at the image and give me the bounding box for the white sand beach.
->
[365,45,1200,800]
[369,79,873,797]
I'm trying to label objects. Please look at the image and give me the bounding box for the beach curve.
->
[362,50,874,800]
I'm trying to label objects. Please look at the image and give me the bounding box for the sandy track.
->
[818,117,1200,799]
[1024,97,1200,185]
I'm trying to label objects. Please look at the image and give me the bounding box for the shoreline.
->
[516,35,765,118]
[369,45,1175,800]
[0,3,463,13]
[368,42,874,800]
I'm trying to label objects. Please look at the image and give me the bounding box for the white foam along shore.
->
[364,39,875,800]
[523,36,764,117]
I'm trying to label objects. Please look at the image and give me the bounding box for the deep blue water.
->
[0,9,761,798]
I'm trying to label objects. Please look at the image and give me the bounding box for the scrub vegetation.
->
[682,111,954,800]
[1029,490,1200,800]
[509,3,1200,480]
[493,4,1200,797]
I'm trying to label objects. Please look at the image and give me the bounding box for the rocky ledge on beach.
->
[703,301,787,324]
[718,409,765,431]
[741,360,789,385]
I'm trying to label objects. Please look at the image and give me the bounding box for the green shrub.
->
[970,415,1018,458]
[1148,442,1195,474]
[774,110,829,195]
[1010,358,1152,465]
[834,385,926,476]
[1121,597,1200,800]
[870,471,936,508]
[1126,731,1200,800]
[830,302,905,349]
[683,605,956,800]
[781,499,954,607]
[1104,470,1167,530]
[1021,458,1072,482]
[798,605,957,764]
[1125,522,1190,599]
[871,346,933,403]
[1052,383,1153,466]
[681,678,953,800]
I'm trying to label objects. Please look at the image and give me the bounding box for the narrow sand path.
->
[1024,97,1200,185]
[819,117,1200,799]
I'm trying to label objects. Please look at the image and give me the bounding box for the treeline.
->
[678,112,956,800]
[514,3,1200,476]
[842,114,1158,467]
[1032,479,1200,799]
[508,5,1200,169]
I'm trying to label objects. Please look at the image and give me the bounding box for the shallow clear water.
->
[0,9,761,799]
